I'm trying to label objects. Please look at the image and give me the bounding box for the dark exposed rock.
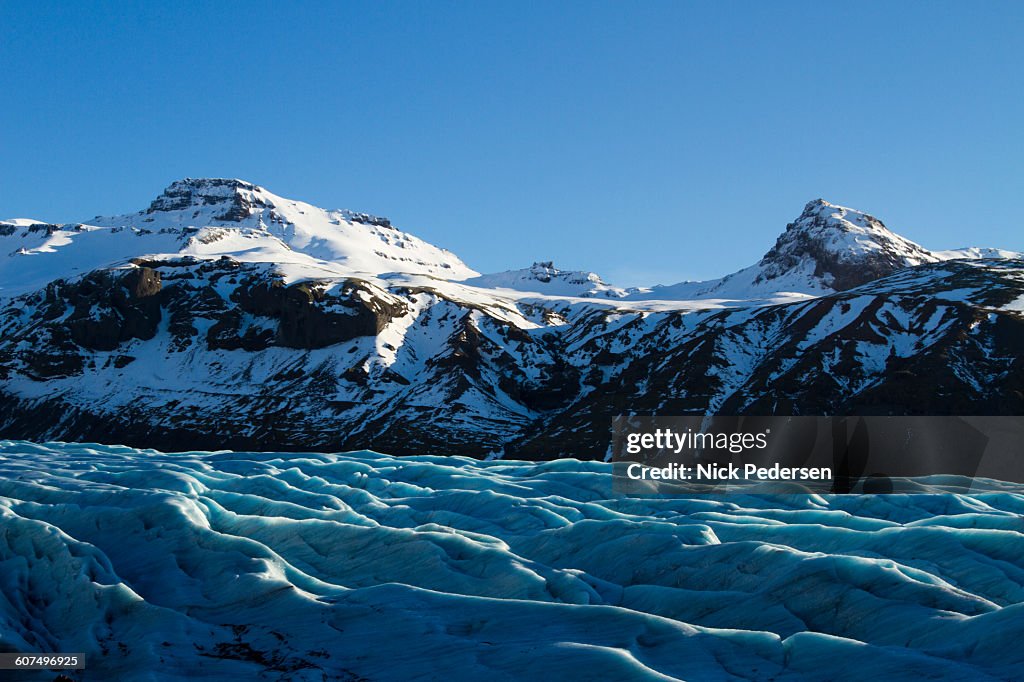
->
[231,278,408,349]
[49,267,164,351]
[206,310,275,351]
[0,254,1022,459]
[112,355,136,369]
[143,177,276,223]
[756,199,937,291]
[25,222,61,236]
[341,211,392,229]
[146,178,265,215]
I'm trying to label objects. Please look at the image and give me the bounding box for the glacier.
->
[1,441,1023,680]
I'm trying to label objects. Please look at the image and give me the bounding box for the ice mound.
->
[1,441,1023,680]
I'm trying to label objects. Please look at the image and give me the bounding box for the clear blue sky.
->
[1,1,1021,285]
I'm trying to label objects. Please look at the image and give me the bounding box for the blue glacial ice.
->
[0,441,1023,681]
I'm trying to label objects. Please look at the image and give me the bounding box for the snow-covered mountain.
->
[632,199,943,301]
[0,178,477,298]
[935,246,1024,260]
[464,261,629,298]
[1,181,1022,457]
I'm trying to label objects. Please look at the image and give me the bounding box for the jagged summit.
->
[142,177,395,228]
[463,261,628,298]
[3,183,1024,459]
[145,178,267,219]
[0,179,478,295]
[3,185,1017,304]
[757,199,939,290]
[151,177,260,201]
[632,199,945,302]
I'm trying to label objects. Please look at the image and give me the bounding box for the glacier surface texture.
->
[1,441,1023,681]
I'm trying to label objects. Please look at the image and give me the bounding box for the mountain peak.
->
[634,199,944,302]
[463,261,627,298]
[788,198,892,238]
[798,196,846,215]
[800,197,833,213]
[0,178,479,293]
[146,177,271,220]
[758,199,938,291]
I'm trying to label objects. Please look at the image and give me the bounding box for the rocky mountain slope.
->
[1,180,1021,458]
[630,199,944,301]
[464,261,629,298]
